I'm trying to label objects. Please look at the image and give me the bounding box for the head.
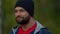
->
[14,0,34,25]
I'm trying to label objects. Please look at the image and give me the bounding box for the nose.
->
[16,11,21,16]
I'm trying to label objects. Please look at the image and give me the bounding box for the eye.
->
[19,9,24,12]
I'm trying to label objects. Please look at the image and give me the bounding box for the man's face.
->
[14,7,30,25]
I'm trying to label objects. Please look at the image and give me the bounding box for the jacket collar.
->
[34,20,45,34]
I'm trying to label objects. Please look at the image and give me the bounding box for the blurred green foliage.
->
[2,0,60,34]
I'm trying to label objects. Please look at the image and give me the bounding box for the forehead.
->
[15,7,24,10]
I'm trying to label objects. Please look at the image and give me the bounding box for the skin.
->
[14,7,35,31]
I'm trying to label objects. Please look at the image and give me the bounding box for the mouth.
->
[16,17,23,22]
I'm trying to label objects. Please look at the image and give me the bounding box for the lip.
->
[17,17,23,21]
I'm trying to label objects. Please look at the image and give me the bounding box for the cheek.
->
[23,12,29,17]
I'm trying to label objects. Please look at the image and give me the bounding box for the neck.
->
[21,17,35,31]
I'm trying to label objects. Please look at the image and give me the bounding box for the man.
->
[11,0,51,34]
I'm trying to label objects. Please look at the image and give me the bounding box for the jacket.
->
[10,21,51,34]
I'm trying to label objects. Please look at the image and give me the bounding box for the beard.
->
[16,16,30,25]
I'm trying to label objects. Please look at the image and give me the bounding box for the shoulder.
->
[34,21,52,34]
[10,25,19,34]
[38,28,52,34]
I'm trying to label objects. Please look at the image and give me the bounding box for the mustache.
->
[16,16,24,19]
